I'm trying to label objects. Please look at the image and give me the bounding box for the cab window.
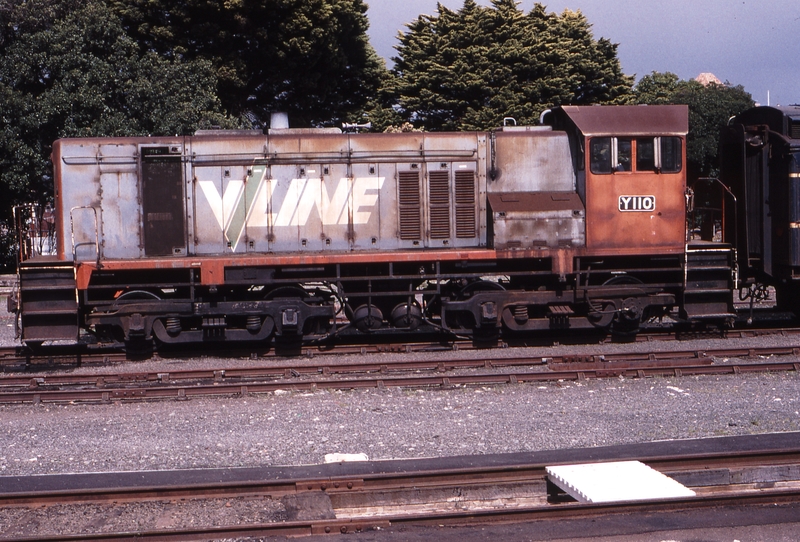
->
[589,136,682,174]
[590,137,612,173]
[660,136,682,173]
[617,139,632,171]
[636,138,655,171]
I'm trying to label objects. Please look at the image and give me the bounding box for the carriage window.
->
[590,138,612,173]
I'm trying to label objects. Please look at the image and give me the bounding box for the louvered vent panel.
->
[429,170,451,239]
[454,170,476,238]
[398,171,422,240]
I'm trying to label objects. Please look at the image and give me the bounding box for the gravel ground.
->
[2,291,800,539]
[1,294,800,479]
[2,370,798,477]
[1,298,800,477]
[0,497,286,539]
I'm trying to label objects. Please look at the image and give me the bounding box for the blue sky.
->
[365,0,799,107]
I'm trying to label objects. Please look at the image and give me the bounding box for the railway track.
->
[2,434,799,540]
[0,343,798,404]
[1,309,797,369]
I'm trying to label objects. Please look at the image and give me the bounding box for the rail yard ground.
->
[0,304,798,478]
[2,294,800,539]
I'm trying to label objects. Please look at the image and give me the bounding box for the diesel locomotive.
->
[10,103,795,351]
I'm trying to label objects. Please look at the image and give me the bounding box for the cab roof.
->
[556,105,689,137]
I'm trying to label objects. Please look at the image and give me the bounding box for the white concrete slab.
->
[324,453,369,463]
[546,460,696,503]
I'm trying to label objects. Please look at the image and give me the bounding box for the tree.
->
[111,0,389,127]
[0,0,233,270]
[634,72,755,178]
[390,0,633,131]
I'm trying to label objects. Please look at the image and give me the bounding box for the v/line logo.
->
[198,165,385,250]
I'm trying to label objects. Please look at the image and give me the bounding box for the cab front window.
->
[589,136,682,174]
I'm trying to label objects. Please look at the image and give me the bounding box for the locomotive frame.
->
[10,105,742,351]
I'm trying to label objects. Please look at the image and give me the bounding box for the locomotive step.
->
[20,308,79,316]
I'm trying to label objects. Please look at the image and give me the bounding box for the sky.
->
[365,0,799,107]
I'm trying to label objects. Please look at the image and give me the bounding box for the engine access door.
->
[141,146,186,256]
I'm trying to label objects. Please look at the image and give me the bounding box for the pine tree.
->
[391,1,633,131]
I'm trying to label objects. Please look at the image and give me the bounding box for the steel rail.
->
[3,447,799,507]
[2,448,799,540]
[4,340,800,390]
[0,358,797,405]
[2,320,800,368]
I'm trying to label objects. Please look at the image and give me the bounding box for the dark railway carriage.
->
[719,105,800,309]
[11,105,737,350]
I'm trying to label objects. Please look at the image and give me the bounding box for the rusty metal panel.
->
[193,163,270,254]
[421,133,484,249]
[193,164,228,253]
[398,168,423,241]
[559,106,690,254]
[491,130,575,193]
[454,168,477,238]
[586,169,686,251]
[98,143,141,259]
[54,140,104,262]
[561,105,688,137]
[190,134,268,255]
[55,139,149,262]
[349,162,384,250]
[349,133,422,251]
[428,168,451,239]
[490,192,585,249]
[268,134,356,253]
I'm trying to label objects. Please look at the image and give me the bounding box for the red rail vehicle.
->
[9,105,741,351]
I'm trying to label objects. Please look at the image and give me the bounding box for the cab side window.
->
[590,137,612,174]
[660,137,682,173]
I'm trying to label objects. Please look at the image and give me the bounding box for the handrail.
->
[12,203,57,266]
[70,206,101,267]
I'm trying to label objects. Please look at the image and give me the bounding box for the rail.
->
[1,435,798,539]
[1,345,799,404]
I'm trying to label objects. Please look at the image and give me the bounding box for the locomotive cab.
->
[550,105,689,256]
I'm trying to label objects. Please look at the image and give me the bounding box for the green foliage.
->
[389,0,633,131]
[111,0,388,127]
[0,0,235,271]
[634,72,755,177]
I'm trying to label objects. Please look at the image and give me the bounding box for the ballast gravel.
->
[2,294,800,539]
[1,363,799,477]
[0,298,799,478]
